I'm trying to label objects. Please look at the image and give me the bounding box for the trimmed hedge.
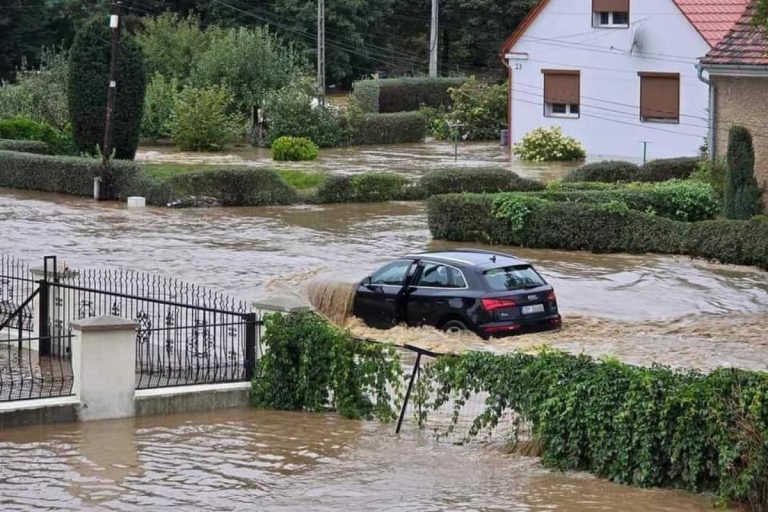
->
[349,112,426,145]
[564,161,641,183]
[0,150,140,196]
[351,77,465,113]
[0,118,73,155]
[566,157,702,183]
[0,139,51,155]
[427,193,768,270]
[316,172,411,203]
[161,167,298,206]
[419,167,544,196]
[637,157,701,182]
[537,180,720,222]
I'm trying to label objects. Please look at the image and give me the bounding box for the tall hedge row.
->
[427,193,768,270]
[67,17,147,159]
[349,112,426,145]
[351,77,465,113]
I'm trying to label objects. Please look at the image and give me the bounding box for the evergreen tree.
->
[67,16,147,159]
[724,125,763,219]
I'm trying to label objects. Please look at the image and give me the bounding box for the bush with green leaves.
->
[0,139,51,154]
[135,13,212,83]
[427,193,768,270]
[348,112,426,145]
[564,161,641,183]
[251,312,403,421]
[169,85,243,151]
[690,159,727,203]
[439,77,507,141]
[68,17,147,159]
[263,80,346,147]
[418,167,543,196]
[162,167,298,206]
[417,350,768,510]
[0,47,69,130]
[271,136,319,162]
[637,157,701,182]
[0,117,72,154]
[724,126,763,220]
[316,172,411,203]
[351,77,465,113]
[513,126,586,162]
[141,73,179,141]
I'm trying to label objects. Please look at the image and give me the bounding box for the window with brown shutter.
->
[592,0,629,27]
[638,72,680,123]
[542,70,580,118]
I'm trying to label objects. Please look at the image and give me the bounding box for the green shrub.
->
[417,105,450,139]
[351,77,465,113]
[271,136,319,161]
[418,350,768,508]
[251,312,402,420]
[418,167,543,196]
[349,112,426,145]
[68,17,147,159]
[427,193,768,270]
[513,126,586,162]
[537,180,720,222]
[141,72,178,141]
[135,13,211,83]
[316,172,410,203]
[0,117,70,153]
[440,77,507,141]
[0,139,51,154]
[564,161,640,183]
[690,159,727,203]
[263,80,345,147]
[163,167,297,206]
[169,85,243,151]
[0,150,140,197]
[637,157,701,182]
[724,126,763,220]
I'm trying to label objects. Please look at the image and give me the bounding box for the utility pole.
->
[317,0,326,106]
[98,0,122,200]
[429,0,438,77]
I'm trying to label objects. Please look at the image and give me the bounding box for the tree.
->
[0,1,49,81]
[67,16,147,159]
[724,125,763,219]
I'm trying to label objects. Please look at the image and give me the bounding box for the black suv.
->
[353,250,561,338]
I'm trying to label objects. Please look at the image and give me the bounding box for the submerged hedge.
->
[565,157,702,183]
[0,139,51,155]
[427,193,768,270]
[349,112,427,145]
[351,77,465,113]
[420,350,768,509]
[419,167,544,196]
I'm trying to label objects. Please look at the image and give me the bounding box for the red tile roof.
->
[500,0,750,59]
[673,0,751,47]
[701,1,768,65]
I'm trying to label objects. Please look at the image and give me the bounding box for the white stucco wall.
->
[506,0,711,160]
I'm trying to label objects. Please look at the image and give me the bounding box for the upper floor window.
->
[638,72,680,123]
[593,0,629,28]
[542,70,580,119]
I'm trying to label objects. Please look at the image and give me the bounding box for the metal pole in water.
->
[396,352,422,434]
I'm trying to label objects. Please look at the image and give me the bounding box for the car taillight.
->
[481,298,518,311]
[547,290,557,302]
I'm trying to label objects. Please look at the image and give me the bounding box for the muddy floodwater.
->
[0,408,722,511]
[1,188,768,371]
[136,141,583,182]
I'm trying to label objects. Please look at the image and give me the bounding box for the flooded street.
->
[0,408,721,511]
[136,141,579,182]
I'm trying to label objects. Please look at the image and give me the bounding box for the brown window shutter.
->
[639,72,679,120]
[542,70,580,105]
[592,0,630,12]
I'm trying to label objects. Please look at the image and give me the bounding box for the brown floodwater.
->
[136,141,579,182]
[0,408,723,511]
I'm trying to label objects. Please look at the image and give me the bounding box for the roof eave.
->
[700,63,768,77]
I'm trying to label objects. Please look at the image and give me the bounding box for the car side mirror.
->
[363,276,373,287]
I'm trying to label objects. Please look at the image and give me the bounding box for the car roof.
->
[403,249,529,269]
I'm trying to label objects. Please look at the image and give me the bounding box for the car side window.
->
[415,262,466,288]
[370,260,411,286]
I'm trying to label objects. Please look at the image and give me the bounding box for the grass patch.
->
[276,169,327,190]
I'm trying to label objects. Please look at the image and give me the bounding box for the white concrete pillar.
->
[71,315,137,421]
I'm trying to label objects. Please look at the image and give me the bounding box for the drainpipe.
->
[697,64,716,161]
[502,57,513,148]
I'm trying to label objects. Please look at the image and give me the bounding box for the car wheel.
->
[442,319,469,333]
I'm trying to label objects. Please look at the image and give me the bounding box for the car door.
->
[355,260,414,328]
[405,262,468,328]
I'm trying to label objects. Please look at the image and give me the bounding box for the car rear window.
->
[483,265,545,291]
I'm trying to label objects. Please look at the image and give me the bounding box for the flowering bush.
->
[513,126,586,162]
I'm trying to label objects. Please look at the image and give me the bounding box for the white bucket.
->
[127,196,146,208]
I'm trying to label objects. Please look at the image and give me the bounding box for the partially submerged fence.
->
[0,255,260,402]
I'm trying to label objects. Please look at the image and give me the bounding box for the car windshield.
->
[483,265,545,291]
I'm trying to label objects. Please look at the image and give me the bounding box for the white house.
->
[501,0,748,160]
